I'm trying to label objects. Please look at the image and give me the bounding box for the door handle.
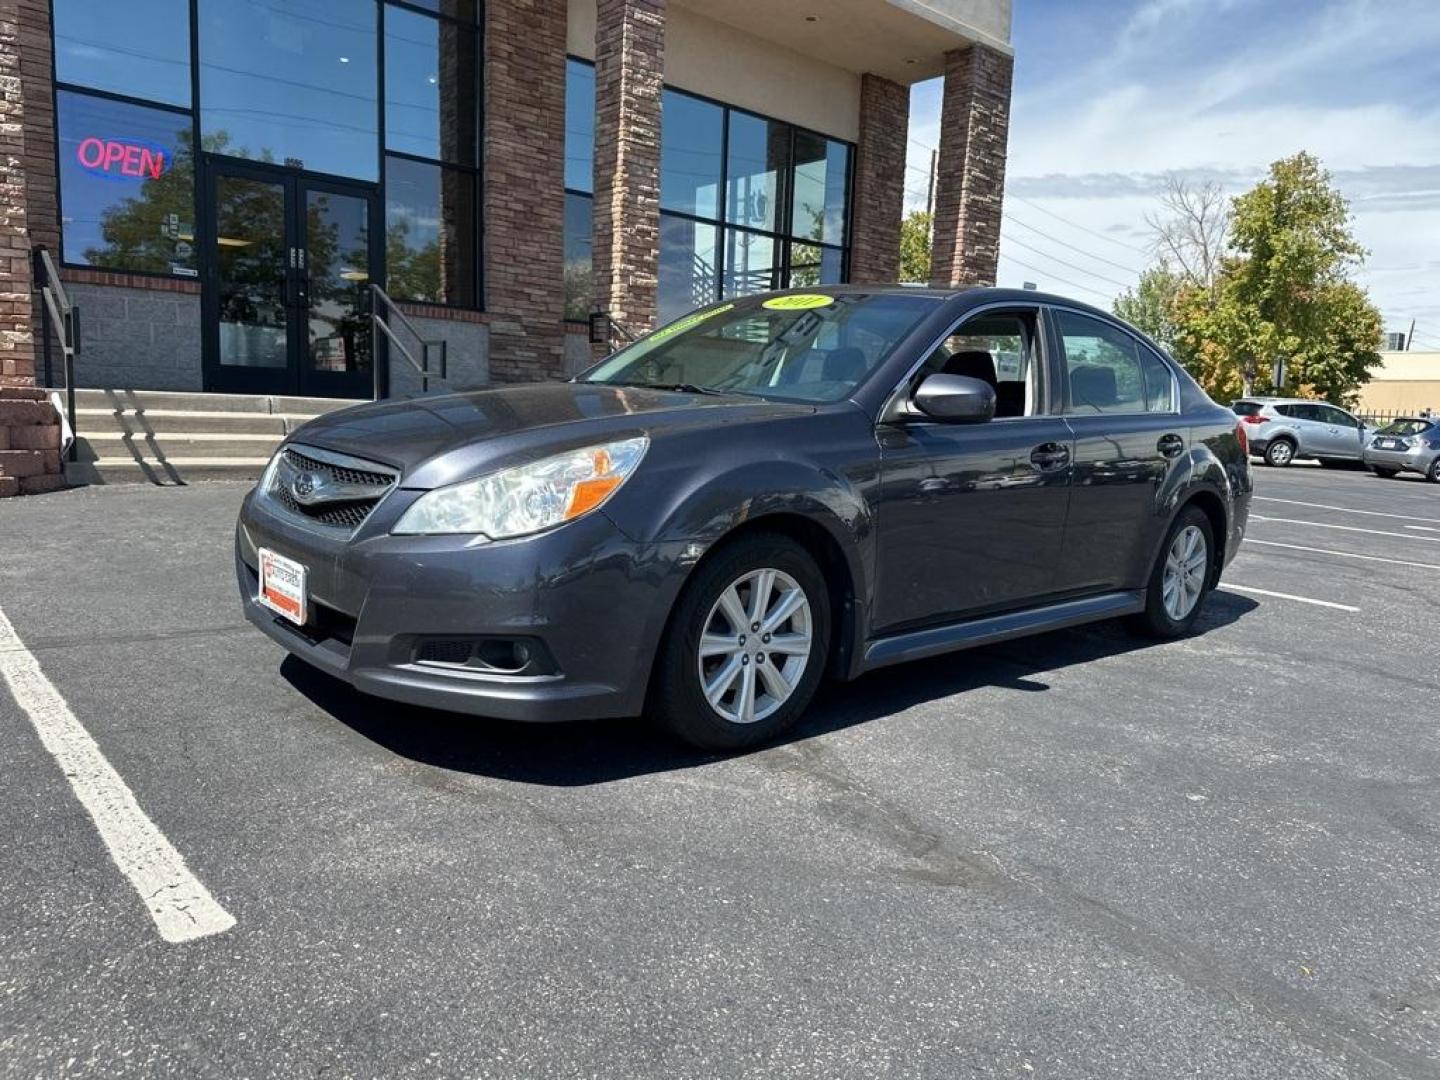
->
[1029,442,1070,471]
[1157,433,1186,458]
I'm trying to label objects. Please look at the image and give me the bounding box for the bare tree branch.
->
[1144,177,1230,295]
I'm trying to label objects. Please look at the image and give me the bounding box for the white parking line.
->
[1245,538,1440,571]
[1222,584,1359,612]
[1250,514,1440,543]
[1405,525,1440,533]
[0,604,235,944]
[1254,495,1440,525]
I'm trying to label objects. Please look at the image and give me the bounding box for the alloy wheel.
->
[1161,524,1208,622]
[697,568,813,724]
[1268,441,1293,466]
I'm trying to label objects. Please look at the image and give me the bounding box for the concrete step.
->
[65,457,271,486]
[53,388,360,416]
[76,431,284,461]
[75,408,305,436]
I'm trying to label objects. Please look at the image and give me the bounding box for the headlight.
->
[257,445,285,492]
[392,436,648,538]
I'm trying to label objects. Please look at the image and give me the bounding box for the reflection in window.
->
[305,189,372,374]
[384,155,477,307]
[726,112,787,233]
[53,0,192,107]
[56,91,196,275]
[722,230,776,300]
[384,5,478,165]
[1056,311,1149,414]
[565,59,596,194]
[199,0,378,180]
[788,243,843,289]
[214,173,288,368]
[660,90,723,219]
[659,215,719,324]
[564,193,593,321]
[396,0,477,19]
[792,133,849,245]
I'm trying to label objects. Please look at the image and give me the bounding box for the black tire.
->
[1263,439,1296,467]
[1371,466,1399,479]
[650,533,831,751]
[1128,505,1216,639]
[1428,458,1440,484]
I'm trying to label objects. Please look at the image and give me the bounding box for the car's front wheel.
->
[1130,506,1215,639]
[650,533,830,751]
[1428,458,1440,484]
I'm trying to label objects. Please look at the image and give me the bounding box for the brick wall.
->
[483,0,567,383]
[1,2,35,386]
[929,43,1013,288]
[848,73,908,285]
[592,0,665,340]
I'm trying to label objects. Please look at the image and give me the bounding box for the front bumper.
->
[1363,445,1434,475]
[235,487,694,722]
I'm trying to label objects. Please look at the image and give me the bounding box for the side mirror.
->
[912,373,996,423]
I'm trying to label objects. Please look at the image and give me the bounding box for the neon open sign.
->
[75,136,170,181]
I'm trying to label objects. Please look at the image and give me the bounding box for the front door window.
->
[304,189,372,380]
[214,174,289,371]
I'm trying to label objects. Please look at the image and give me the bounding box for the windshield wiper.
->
[615,381,736,397]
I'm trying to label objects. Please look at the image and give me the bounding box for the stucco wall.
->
[65,283,203,392]
[567,0,861,141]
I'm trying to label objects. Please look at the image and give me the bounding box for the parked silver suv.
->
[1231,397,1370,467]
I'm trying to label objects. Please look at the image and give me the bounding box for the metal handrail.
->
[369,284,448,398]
[32,246,79,462]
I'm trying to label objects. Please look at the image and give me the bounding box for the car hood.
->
[288,382,815,489]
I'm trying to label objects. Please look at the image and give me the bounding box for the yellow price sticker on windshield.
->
[762,294,835,311]
[646,303,734,344]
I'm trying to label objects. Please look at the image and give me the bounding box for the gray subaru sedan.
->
[236,287,1252,750]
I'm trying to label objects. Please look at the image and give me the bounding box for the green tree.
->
[899,210,931,283]
[1113,265,1184,353]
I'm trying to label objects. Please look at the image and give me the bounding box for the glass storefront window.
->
[725,112,787,234]
[787,243,844,289]
[792,133,849,246]
[384,5,479,166]
[56,90,197,275]
[397,0,477,19]
[660,90,723,219]
[658,214,719,324]
[722,229,777,300]
[384,155,477,307]
[199,0,378,180]
[53,0,192,108]
[565,59,596,195]
[564,193,594,321]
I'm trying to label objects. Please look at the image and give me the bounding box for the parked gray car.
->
[237,287,1252,750]
[1363,417,1440,482]
[1232,397,1369,467]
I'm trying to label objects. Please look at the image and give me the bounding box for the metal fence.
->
[1358,410,1436,427]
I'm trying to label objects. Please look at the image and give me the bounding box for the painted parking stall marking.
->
[1253,495,1440,524]
[1222,584,1360,613]
[1250,514,1440,544]
[0,603,235,944]
[1245,538,1440,572]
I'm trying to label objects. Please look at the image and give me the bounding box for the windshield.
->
[581,293,939,403]
[1376,419,1433,436]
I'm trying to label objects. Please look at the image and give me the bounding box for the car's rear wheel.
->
[650,534,830,751]
[1371,466,1400,479]
[1130,506,1215,639]
[1264,439,1296,467]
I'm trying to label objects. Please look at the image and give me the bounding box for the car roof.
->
[749,283,1119,317]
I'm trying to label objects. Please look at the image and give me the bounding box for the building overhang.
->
[672,0,1013,84]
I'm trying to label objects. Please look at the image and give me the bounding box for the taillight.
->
[1240,415,1269,425]
[1235,421,1248,456]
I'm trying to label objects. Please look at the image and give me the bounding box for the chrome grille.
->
[264,444,398,534]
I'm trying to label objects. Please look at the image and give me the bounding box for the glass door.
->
[203,161,378,398]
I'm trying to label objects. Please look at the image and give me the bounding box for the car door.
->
[1280,402,1322,453]
[1316,405,1364,458]
[871,306,1074,634]
[1047,307,1184,595]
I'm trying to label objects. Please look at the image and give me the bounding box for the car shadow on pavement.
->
[281,591,1257,787]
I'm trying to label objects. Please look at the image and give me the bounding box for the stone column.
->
[848,73,908,285]
[483,0,568,382]
[0,1,34,387]
[591,0,664,340]
[929,43,1013,288]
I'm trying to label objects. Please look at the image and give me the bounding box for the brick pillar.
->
[929,43,1013,288]
[848,74,908,285]
[483,0,567,382]
[591,0,664,340]
[0,2,35,387]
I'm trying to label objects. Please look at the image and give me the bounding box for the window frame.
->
[1045,305,1181,418]
[881,303,1052,425]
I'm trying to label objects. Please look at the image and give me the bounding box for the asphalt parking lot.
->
[2,464,1437,1078]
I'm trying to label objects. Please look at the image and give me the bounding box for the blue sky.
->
[906,0,1440,349]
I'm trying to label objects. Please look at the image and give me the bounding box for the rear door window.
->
[1054,310,1148,414]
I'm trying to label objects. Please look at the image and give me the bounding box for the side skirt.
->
[860,590,1146,673]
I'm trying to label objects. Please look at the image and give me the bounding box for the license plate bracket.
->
[258,547,308,626]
